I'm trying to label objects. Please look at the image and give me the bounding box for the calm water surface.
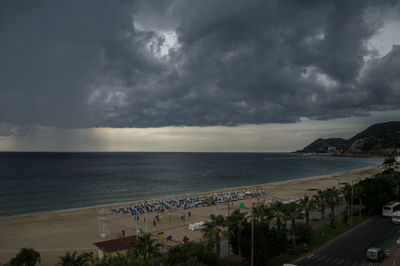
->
[0,152,382,216]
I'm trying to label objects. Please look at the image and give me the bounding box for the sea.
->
[0,152,382,217]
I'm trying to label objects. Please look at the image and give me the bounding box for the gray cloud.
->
[0,0,400,130]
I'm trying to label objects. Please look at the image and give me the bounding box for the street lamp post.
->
[251,201,255,266]
[350,180,354,227]
[227,199,231,257]
[350,178,361,227]
[251,212,254,266]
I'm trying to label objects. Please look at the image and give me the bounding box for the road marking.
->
[307,253,316,259]
[330,258,339,264]
[312,254,320,260]
[336,259,344,265]
[317,255,326,261]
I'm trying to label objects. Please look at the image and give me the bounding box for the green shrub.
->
[342,211,348,223]
[295,223,313,244]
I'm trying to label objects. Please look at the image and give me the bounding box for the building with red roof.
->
[93,235,138,259]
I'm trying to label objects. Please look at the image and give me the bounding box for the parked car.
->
[366,247,385,261]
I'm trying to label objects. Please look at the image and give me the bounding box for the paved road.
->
[296,216,400,266]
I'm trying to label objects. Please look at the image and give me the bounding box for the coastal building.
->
[93,235,138,259]
[328,146,337,152]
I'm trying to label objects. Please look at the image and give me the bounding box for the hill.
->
[298,121,400,157]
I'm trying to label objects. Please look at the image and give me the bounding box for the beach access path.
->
[0,166,381,266]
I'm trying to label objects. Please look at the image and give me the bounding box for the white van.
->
[366,247,385,261]
[392,210,400,223]
[382,202,400,217]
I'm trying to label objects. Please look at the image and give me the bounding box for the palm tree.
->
[390,173,400,200]
[7,248,41,266]
[314,190,328,219]
[224,209,247,261]
[130,233,163,260]
[58,251,94,266]
[298,196,316,225]
[270,201,286,230]
[201,214,225,257]
[353,182,365,217]
[253,204,272,224]
[284,202,303,246]
[341,183,352,220]
[325,187,340,222]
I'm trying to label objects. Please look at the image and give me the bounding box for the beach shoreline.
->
[0,165,380,220]
[0,165,383,265]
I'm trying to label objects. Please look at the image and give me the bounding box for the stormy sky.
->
[1,0,400,151]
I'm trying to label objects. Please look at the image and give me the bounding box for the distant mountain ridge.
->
[298,121,400,157]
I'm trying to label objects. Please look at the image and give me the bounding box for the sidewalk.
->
[383,246,400,266]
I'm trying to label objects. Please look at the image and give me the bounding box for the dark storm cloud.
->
[0,0,399,130]
[0,0,165,128]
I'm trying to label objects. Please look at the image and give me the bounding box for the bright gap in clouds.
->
[134,16,179,58]
[159,31,179,56]
[368,21,400,57]
[144,30,179,59]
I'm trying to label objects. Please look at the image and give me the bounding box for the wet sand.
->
[0,166,382,265]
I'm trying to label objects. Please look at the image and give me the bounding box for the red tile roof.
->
[93,235,138,252]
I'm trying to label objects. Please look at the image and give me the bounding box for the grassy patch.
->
[268,216,370,266]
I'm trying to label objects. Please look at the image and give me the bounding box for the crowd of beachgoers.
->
[111,190,267,217]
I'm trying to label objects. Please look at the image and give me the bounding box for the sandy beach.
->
[0,166,382,265]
